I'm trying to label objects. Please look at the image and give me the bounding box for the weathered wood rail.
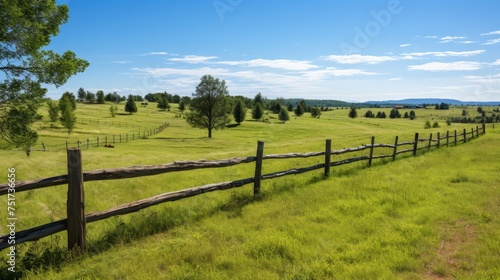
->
[0,124,487,251]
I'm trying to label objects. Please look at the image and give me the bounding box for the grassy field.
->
[0,102,499,279]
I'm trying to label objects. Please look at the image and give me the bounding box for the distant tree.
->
[462,109,467,116]
[59,92,76,111]
[287,103,294,112]
[179,100,186,112]
[299,100,310,113]
[364,110,374,118]
[432,121,440,128]
[157,96,170,111]
[348,107,357,118]
[145,93,157,102]
[47,101,59,122]
[233,100,247,124]
[294,104,304,116]
[110,105,117,117]
[311,106,321,118]
[389,108,401,119]
[477,107,483,114]
[403,112,409,118]
[270,100,282,114]
[186,75,231,138]
[96,90,105,104]
[77,87,86,102]
[252,102,264,120]
[278,106,290,123]
[59,99,76,133]
[376,111,382,118]
[424,121,431,129]
[380,112,387,118]
[172,94,181,103]
[253,92,263,106]
[409,110,416,120]
[124,94,137,114]
[446,119,451,126]
[86,91,95,103]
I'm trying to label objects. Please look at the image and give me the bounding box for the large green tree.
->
[125,95,137,114]
[0,0,89,154]
[252,102,264,120]
[186,75,231,138]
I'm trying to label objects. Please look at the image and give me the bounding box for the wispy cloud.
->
[461,41,478,44]
[141,52,168,56]
[483,38,500,45]
[408,61,482,71]
[465,74,500,84]
[492,59,500,65]
[439,36,467,43]
[403,50,485,58]
[480,30,500,36]
[302,67,380,78]
[110,60,132,64]
[217,59,318,71]
[169,55,218,64]
[323,54,396,64]
[388,77,403,81]
[399,44,411,47]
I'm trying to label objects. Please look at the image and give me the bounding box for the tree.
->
[278,106,290,123]
[348,107,357,118]
[253,93,263,106]
[233,100,247,124]
[186,75,231,138]
[270,100,282,114]
[77,87,86,102]
[252,102,264,120]
[173,94,181,103]
[86,91,95,103]
[0,0,88,154]
[311,106,321,118]
[157,96,170,111]
[409,110,416,120]
[364,110,374,118]
[59,92,76,111]
[287,103,293,112]
[294,104,304,116]
[424,121,432,129]
[432,121,440,128]
[124,95,137,114]
[179,100,186,112]
[389,108,401,119]
[96,90,105,104]
[47,101,59,122]
[477,107,483,114]
[110,105,117,117]
[462,109,467,116]
[59,99,76,133]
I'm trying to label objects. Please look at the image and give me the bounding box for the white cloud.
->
[302,67,380,78]
[217,59,318,70]
[465,74,500,83]
[400,44,411,47]
[169,55,218,64]
[483,38,500,45]
[141,52,168,56]
[403,50,485,57]
[421,35,438,39]
[388,77,403,81]
[408,61,482,71]
[492,59,500,65]
[460,41,478,44]
[110,60,132,64]
[480,30,500,36]
[439,36,467,43]
[323,54,396,64]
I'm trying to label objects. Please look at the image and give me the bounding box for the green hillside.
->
[0,102,498,279]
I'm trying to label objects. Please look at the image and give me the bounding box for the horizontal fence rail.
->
[0,124,487,251]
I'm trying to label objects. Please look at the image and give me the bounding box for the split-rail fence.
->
[0,124,487,252]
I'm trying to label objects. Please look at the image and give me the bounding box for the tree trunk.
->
[208,128,212,138]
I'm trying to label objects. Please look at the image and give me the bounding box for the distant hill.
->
[363,98,500,106]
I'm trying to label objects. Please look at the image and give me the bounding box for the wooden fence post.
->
[119,134,122,143]
[42,142,46,151]
[324,139,331,177]
[437,132,440,148]
[446,131,449,147]
[392,136,398,161]
[482,123,486,134]
[413,133,419,156]
[254,141,264,195]
[77,140,80,149]
[66,149,86,252]
[454,130,457,146]
[471,128,474,139]
[463,128,467,143]
[368,136,375,166]
[428,133,433,149]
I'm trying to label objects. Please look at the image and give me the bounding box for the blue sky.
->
[46,0,500,102]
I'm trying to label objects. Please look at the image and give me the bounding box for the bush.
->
[433,121,440,128]
[424,121,431,129]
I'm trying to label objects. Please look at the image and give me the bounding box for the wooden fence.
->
[36,122,169,151]
[0,124,487,252]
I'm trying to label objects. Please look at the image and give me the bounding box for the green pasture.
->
[0,102,498,279]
